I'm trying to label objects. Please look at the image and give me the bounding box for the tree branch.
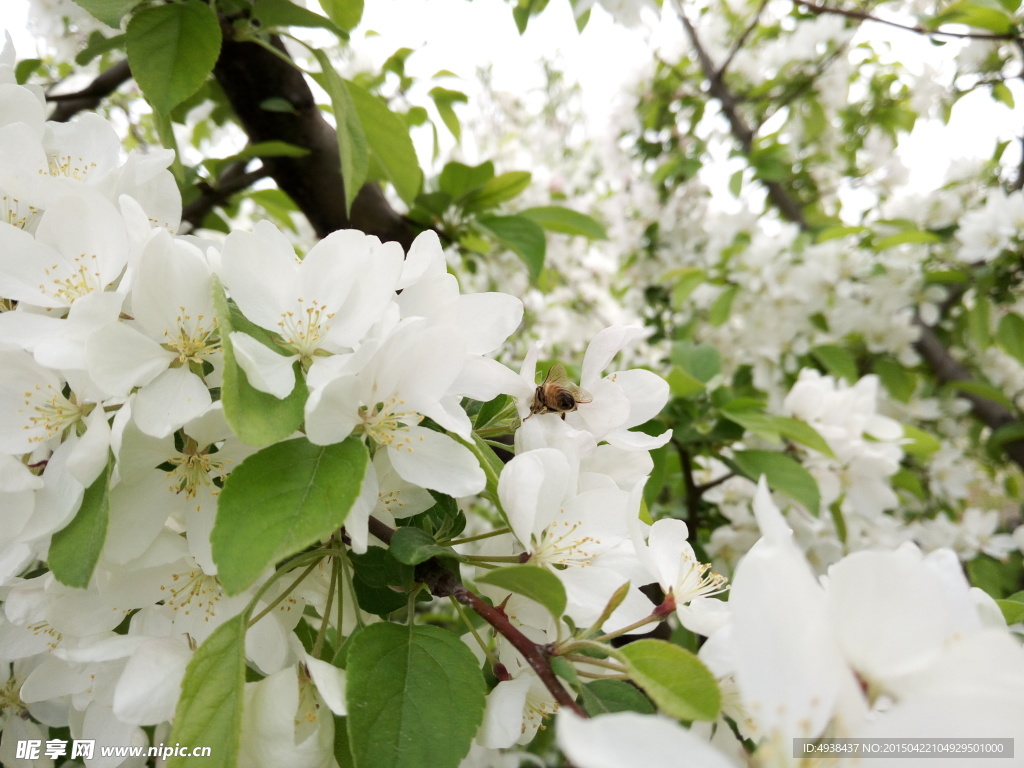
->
[180,162,273,232]
[794,0,1021,41]
[676,6,811,230]
[365,515,586,716]
[913,324,1024,471]
[211,27,420,247]
[46,60,133,123]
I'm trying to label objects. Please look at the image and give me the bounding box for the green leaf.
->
[476,215,546,281]
[874,358,917,403]
[428,87,468,141]
[212,436,370,595]
[811,344,858,383]
[773,417,835,457]
[873,230,941,249]
[311,50,368,214]
[462,171,532,212]
[519,206,607,239]
[390,527,464,566]
[948,379,1016,411]
[967,295,992,349]
[439,161,494,198]
[996,594,1024,624]
[708,284,739,326]
[996,313,1024,365]
[74,33,127,66]
[671,341,721,383]
[167,615,246,768]
[666,267,706,309]
[71,0,143,27]
[992,81,1016,108]
[476,565,567,619]
[320,0,364,30]
[667,366,705,397]
[580,679,656,716]
[902,425,941,456]
[732,450,821,513]
[619,640,720,721]
[926,0,1015,33]
[125,1,221,115]
[49,456,112,588]
[350,546,416,616]
[212,279,307,445]
[252,0,346,35]
[346,81,423,204]
[346,623,486,768]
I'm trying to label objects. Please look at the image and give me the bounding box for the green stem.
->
[247,556,323,627]
[444,527,511,546]
[312,555,339,658]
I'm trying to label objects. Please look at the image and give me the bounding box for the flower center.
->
[277,297,334,359]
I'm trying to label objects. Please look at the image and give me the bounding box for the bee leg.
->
[560,413,566,421]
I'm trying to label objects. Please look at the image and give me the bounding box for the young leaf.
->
[619,639,720,722]
[390,527,465,566]
[212,279,307,445]
[996,313,1024,365]
[346,623,486,768]
[461,171,531,212]
[167,615,247,768]
[252,0,346,35]
[580,679,656,716]
[320,0,365,31]
[350,546,416,616]
[810,344,859,383]
[438,161,494,198]
[212,436,370,595]
[475,214,546,280]
[311,50,369,215]
[476,564,567,619]
[49,456,112,588]
[71,0,144,27]
[731,450,821,513]
[125,1,221,115]
[346,81,423,204]
[519,205,608,239]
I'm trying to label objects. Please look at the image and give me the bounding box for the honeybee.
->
[528,363,593,419]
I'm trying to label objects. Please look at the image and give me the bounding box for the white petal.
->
[452,355,533,402]
[304,373,361,446]
[456,293,523,354]
[557,711,738,768]
[304,655,347,716]
[580,325,645,388]
[478,676,532,749]
[220,221,298,332]
[498,449,570,545]
[387,426,484,498]
[112,638,191,725]
[132,367,212,438]
[230,331,300,399]
[67,407,111,487]
[88,321,175,396]
[398,229,446,288]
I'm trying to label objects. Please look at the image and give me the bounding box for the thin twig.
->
[180,164,273,232]
[794,0,1021,41]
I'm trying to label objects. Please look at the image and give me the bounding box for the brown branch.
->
[210,27,421,248]
[365,515,585,716]
[677,8,811,230]
[180,162,273,232]
[717,0,771,78]
[794,0,1021,40]
[46,60,133,123]
[913,324,1024,471]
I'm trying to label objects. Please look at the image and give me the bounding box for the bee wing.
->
[566,383,593,404]
[542,363,571,387]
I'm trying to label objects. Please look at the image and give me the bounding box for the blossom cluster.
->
[0,34,722,768]
[558,479,1024,768]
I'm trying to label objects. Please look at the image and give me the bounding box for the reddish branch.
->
[676,5,1024,473]
[366,516,585,716]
